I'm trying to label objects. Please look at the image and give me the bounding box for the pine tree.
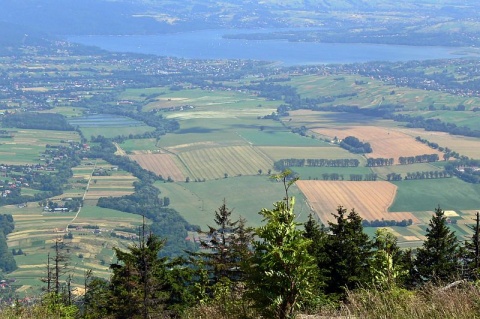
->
[325,206,373,296]
[415,206,459,283]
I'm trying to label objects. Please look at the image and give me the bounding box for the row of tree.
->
[398,154,439,164]
[274,158,360,171]
[366,157,394,167]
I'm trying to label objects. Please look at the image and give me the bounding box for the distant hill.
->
[1,0,480,38]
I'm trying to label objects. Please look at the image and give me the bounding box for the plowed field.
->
[296,180,420,225]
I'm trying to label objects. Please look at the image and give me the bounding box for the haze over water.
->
[69,29,467,66]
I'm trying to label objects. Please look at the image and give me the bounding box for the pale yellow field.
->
[296,180,420,225]
[312,126,443,162]
[398,127,480,159]
[129,153,186,181]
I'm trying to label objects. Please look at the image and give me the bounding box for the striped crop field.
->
[129,153,186,181]
[296,180,420,225]
[178,145,273,180]
[312,126,443,162]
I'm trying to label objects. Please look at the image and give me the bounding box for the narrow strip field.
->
[129,153,186,181]
[296,180,419,225]
[178,145,273,180]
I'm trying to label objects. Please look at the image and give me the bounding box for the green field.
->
[292,166,373,180]
[390,178,480,212]
[156,175,309,228]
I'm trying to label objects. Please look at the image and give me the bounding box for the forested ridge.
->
[7,171,480,319]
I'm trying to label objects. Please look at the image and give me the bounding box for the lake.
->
[68,29,471,66]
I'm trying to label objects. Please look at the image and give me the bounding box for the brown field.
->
[311,126,443,162]
[398,127,480,159]
[129,153,186,181]
[296,180,420,225]
[178,145,273,180]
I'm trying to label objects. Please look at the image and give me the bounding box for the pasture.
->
[296,180,419,225]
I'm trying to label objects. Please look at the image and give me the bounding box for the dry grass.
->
[343,284,480,319]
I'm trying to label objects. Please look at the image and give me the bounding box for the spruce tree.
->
[303,213,329,293]
[463,212,480,279]
[193,199,253,284]
[109,231,171,319]
[415,206,459,283]
[325,206,373,296]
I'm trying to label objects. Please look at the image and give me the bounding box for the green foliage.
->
[193,200,253,285]
[245,171,318,318]
[372,228,406,289]
[415,206,460,283]
[325,206,373,297]
[109,233,171,318]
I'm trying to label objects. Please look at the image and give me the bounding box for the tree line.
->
[398,154,439,164]
[274,158,359,171]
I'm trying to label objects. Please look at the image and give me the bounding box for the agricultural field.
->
[68,114,156,139]
[156,175,309,228]
[129,153,186,181]
[288,74,480,111]
[296,180,419,225]
[311,125,443,162]
[398,127,480,159]
[389,178,480,212]
[177,145,273,181]
[0,129,80,164]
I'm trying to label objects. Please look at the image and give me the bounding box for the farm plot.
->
[84,175,137,205]
[0,129,80,164]
[312,126,443,162]
[178,145,273,180]
[129,153,186,181]
[398,127,480,159]
[296,180,419,225]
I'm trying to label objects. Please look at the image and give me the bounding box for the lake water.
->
[68,29,470,66]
